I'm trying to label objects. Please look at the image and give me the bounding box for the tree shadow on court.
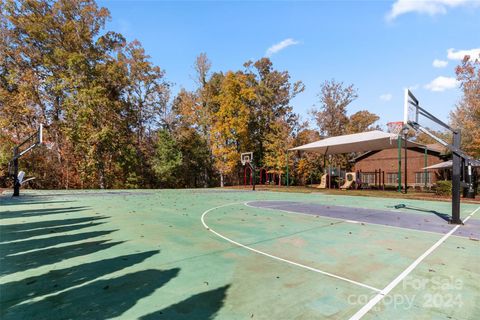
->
[0,199,76,207]
[1,250,160,310]
[0,230,117,256]
[1,216,109,242]
[0,239,123,276]
[0,206,89,220]
[140,285,230,320]
[2,268,180,320]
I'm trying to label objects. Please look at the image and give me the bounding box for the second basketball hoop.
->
[241,152,253,166]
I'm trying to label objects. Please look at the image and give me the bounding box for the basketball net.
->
[240,152,253,166]
[241,157,250,166]
[43,141,55,150]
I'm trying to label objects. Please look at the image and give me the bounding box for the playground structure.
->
[340,172,355,189]
[243,165,283,188]
[289,89,479,224]
[241,152,289,188]
[315,169,386,190]
[317,173,328,189]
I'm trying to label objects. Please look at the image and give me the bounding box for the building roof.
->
[425,143,446,154]
[423,159,480,170]
[351,142,444,163]
[290,130,424,155]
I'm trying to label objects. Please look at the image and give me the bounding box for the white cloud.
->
[447,48,480,60]
[424,76,459,92]
[386,0,472,21]
[266,38,299,57]
[432,59,448,68]
[379,93,393,101]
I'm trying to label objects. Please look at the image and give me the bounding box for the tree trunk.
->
[204,167,208,188]
[220,173,224,187]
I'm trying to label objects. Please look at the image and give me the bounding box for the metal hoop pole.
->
[13,147,19,197]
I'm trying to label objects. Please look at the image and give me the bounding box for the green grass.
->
[1,189,479,319]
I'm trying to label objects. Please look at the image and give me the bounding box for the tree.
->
[175,53,213,135]
[151,130,182,186]
[1,0,122,188]
[172,54,218,187]
[173,125,212,187]
[292,127,324,185]
[311,80,358,137]
[263,118,293,181]
[310,80,361,169]
[245,58,304,166]
[450,54,480,157]
[413,130,450,147]
[346,110,379,134]
[118,40,170,187]
[210,71,255,186]
[0,0,171,189]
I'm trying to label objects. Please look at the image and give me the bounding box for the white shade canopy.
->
[290,130,423,155]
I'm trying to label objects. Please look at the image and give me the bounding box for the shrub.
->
[384,185,398,191]
[436,180,452,196]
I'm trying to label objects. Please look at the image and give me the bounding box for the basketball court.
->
[1,189,479,319]
[2,90,479,319]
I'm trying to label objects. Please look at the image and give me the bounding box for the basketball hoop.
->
[240,152,256,191]
[386,121,405,135]
[43,141,55,150]
[241,152,253,166]
[387,121,407,145]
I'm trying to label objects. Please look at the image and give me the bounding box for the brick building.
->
[352,144,446,188]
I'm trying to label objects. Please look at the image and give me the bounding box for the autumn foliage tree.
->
[172,56,303,187]
[210,71,255,186]
[291,127,324,185]
[450,54,480,158]
[346,110,380,134]
[311,79,358,137]
[310,80,380,169]
[1,0,169,188]
[1,0,395,190]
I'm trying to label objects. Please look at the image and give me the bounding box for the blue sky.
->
[99,0,480,128]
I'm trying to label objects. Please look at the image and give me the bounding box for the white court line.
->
[245,200,475,240]
[201,202,381,293]
[345,220,361,224]
[348,205,480,320]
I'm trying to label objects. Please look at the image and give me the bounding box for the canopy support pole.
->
[424,147,428,189]
[286,151,289,187]
[404,132,408,194]
[397,137,402,193]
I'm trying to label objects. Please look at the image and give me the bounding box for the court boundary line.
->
[201,202,382,293]
[245,200,477,240]
[348,205,480,320]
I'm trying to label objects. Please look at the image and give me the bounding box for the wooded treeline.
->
[1,0,478,189]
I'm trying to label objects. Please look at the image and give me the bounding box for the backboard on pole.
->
[10,124,44,197]
[240,152,253,166]
[240,152,256,191]
[13,124,43,160]
[402,89,472,224]
[403,89,420,127]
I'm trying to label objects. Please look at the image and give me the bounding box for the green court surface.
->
[1,190,479,319]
